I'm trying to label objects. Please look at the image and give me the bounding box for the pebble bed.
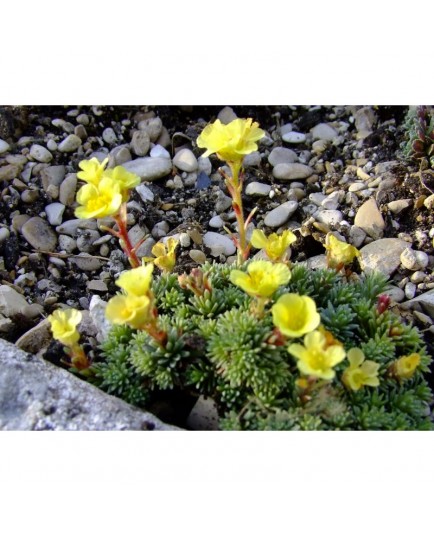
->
[1,104,434,361]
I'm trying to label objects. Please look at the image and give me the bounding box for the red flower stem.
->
[113,203,140,268]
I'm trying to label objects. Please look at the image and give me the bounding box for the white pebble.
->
[30,144,53,163]
[282,131,306,144]
[0,139,10,154]
[102,128,117,144]
[45,203,66,226]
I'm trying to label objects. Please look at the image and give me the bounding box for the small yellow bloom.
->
[230,260,291,298]
[105,293,151,330]
[288,330,346,380]
[196,118,265,164]
[325,233,360,269]
[75,177,123,219]
[77,157,109,185]
[250,229,296,262]
[104,165,140,200]
[48,308,82,346]
[143,238,178,273]
[394,353,421,380]
[341,348,380,391]
[272,293,320,338]
[116,263,154,296]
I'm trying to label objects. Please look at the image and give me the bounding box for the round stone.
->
[268,147,298,166]
[138,117,163,142]
[264,201,298,228]
[29,144,53,163]
[173,148,198,172]
[58,134,82,153]
[203,232,236,256]
[71,253,103,271]
[45,203,66,226]
[0,227,10,245]
[243,152,261,167]
[315,210,343,226]
[282,131,306,143]
[273,163,314,181]
[122,157,172,181]
[150,144,170,159]
[136,184,155,203]
[311,123,338,141]
[245,182,271,197]
[130,130,150,157]
[359,238,409,276]
[102,128,117,144]
[400,248,429,271]
[209,215,224,228]
[0,139,10,154]
[189,249,206,264]
[59,174,77,206]
[22,217,58,251]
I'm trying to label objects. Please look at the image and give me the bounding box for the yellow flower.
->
[394,353,421,380]
[77,157,109,185]
[325,233,360,269]
[116,263,154,296]
[341,348,380,391]
[272,293,320,338]
[104,165,140,200]
[105,293,151,329]
[143,238,179,273]
[75,176,123,219]
[288,330,346,380]
[230,260,291,298]
[196,118,265,164]
[250,229,296,262]
[48,308,82,346]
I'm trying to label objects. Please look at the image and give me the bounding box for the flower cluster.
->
[75,157,142,267]
[197,118,265,263]
[250,229,296,263]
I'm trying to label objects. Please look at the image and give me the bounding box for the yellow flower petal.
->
[116,263,154,296]
[48,308,82,346]
[196,118,265,164]
[75,177,122,219]
[272,293,320,338]
[77,157,108,185]
[105,294,150,330]
[230,260,290,298]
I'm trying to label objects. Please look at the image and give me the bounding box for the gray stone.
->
[384,285,405,303]
[138,117,163,142]
[209,215,224,228]
[0,285,28,317]
[150,144,170,159]
[74,124,87,140]
[400,248,429,271]
[348,182,367,192]
[173,148,198,172]
[215,190,233,213]
[282,131,306,143]
[197,156,212,175]
[71,253,103,271]
[130,130,150,156]
[405,282,417,300]
[311,123,338,141]
[243,151,261,167]
[22,217,58,251]
[0,338,178,430]
[58,134,82,152]
[0,227,10,245]
[41,165,66,191]
[217,106,237,124]
[58,234,77,253]
[0,139,10,154]
[102,128,117,144]
[136,183,155,203]
[349,225,366,248]
[315,210,343,226]
[264,201,298,228]
[354,198,385,239]
[405,289,434,319]
[87,280,108,292]
[45,203,65,226]
[309,192,326,206]
[122,157,172,181]
[15,319,52,355]
[59,173,77,206]
[375,161,399,175]
[29,144,53,163]
[245,182,271,197]
[203,232,236,256]
[273,163,313,181]
[411,271,426,284]
[89,295,112,342]
[186,396,220,431]
[268,147,298,166]
[76,113,89,126]
[56,218,98,236]
[359,238,409,276]
[77,230,101,252]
